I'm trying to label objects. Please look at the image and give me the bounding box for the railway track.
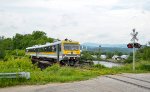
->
[117,74,150,83]
[105,74,150,90]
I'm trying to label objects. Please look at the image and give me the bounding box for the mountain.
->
[81,42,127,48]
[81,42,132,53]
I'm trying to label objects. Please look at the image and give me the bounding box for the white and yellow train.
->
[26,39,80,66]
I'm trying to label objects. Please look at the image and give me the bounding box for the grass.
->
[0,57,98,87]
[111,60,150,73]
[0,57,149,87]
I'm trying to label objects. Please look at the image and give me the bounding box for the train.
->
[26,39,81,68]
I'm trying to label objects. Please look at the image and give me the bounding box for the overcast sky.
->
[0,0,150,44]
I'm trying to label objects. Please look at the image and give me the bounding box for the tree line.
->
[0,31,54,59]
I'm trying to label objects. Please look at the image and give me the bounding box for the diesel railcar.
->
[26,39,80,66]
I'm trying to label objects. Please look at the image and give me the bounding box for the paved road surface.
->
[0,73,150,92]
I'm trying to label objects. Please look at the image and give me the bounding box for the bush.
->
[139,64,150,71]
[0,49,5,59]
[3,55,14,61]
[81,51,94,60]
[8,50,25,56]
[45,64,60,73]
[124,56,133,63]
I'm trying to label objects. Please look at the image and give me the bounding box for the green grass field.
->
[0,57,149,87]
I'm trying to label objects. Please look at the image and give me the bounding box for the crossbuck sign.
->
[130,29,138,41]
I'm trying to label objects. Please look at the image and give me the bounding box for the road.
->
[0,73,150,92]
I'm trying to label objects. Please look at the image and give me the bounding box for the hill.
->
[81,42,132,53]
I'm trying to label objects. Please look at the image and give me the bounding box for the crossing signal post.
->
[128,29,140,71]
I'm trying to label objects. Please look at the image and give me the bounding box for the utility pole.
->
[86,46,87,51]
[133,36,135,71]
[130,29,138,71]
[98,45,101,64]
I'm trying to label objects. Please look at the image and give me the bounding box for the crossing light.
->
[127,43,133,48]
[134,43,141,48]
[127,43,141,48]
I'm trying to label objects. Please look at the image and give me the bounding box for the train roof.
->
[26,41,61,49]
[26,40,79,50]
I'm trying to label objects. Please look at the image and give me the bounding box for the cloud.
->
[0,0,149,44]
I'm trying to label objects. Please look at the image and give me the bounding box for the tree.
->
[0,30,54,59]
[106,52,113,59]
[21,34,34,49]
[81,51,94,60]
[136,46,150,61]
[0,36,6,59]
[114,51,123,56]
[13,33,24,49]
[2,38,13,50]
[12,31,54,49]
[32,31,46,39]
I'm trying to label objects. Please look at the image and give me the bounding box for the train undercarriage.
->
[31,56,80,69]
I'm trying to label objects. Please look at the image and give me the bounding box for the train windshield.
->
[64,44,80,50]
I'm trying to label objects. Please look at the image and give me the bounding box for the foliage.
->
[136,46,150,60]
[12,31,53,49]
[135,61,150,71]
[124,56,133,63]
[0,49,5,59]
[92,64,106,69]
[106,52,113,59]
[0,31,54,59]
[81,51,94,60]
[0,56,149,87]
[0,57,98,87]
[112,60,150,73]
[114,51,123,56]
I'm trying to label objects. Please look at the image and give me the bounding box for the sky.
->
[0,0,150,44]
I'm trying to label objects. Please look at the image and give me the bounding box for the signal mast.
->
[127,29,141,71]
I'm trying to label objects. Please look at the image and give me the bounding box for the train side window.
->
[32,49,34,52]
[45,46,51,52]
[37,48,39,52]
[39,48,43,52]
[44,47,47,52]
[52,45,56,52]
[52,46,55,52]
[42,48,44,52]
[54,46,56,51]
[47,46,51,52]
[35,48,38,52]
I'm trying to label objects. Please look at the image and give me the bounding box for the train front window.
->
[64,44,79,50]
